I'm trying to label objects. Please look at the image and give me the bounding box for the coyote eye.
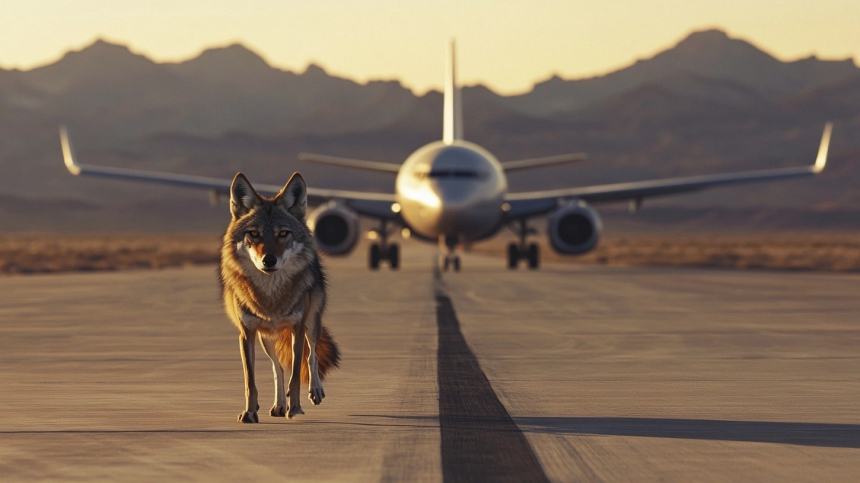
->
[278,230,290,238]
[247,230,260,238]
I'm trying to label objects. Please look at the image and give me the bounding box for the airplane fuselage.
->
[396,140,507,242]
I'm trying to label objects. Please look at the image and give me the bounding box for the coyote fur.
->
[219,172,340,423]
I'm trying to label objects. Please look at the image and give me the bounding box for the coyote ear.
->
[230,173,261,219]
[275,172,307,220]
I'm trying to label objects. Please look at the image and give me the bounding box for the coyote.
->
[219,172,340,423]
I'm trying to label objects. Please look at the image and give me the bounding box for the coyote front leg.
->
[238,330,259,423]
[260,333,286,417]
[287,324,306,418]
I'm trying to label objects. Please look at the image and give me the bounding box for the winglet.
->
[59,126,81,175]
[813,122,833,174]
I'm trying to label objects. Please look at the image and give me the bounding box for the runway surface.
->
[0,241,858,481]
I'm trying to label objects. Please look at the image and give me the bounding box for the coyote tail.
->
[275,325,341,384]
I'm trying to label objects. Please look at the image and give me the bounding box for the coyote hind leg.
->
[305,318,325,405]
[260,333,286,417]
[305,289,326,406]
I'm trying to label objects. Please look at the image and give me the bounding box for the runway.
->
[0,241,858,481]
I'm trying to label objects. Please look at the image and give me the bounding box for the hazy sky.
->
[1,0,858,94]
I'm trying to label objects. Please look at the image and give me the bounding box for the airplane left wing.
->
[504,122,832,218]
[60,126,398,218]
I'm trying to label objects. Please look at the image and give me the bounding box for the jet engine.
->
[308,203,360,255]
[547,200,602,255]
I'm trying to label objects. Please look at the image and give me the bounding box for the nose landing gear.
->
[507,219,539,270]
[439,234,461,272]
[441,253,461,272]
[368,219,399,270]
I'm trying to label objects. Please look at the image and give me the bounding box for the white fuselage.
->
[396,140,507,242]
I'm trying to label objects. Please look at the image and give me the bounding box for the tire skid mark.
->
[436,293,550,483]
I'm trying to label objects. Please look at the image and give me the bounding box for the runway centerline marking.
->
[435,293,550,483]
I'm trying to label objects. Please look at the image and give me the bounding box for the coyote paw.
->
[270,405,286,417]
[238,411,259,423]
[308,384,325,405]
[287,405,305,419]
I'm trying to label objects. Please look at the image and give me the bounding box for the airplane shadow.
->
[351,415,860,449]
[512,417,860,449]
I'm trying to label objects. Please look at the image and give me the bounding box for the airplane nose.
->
[424,181,496,234]
[262,255,277,268]
[432,181,476,208]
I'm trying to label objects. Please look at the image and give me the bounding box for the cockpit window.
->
[417,170,483,179]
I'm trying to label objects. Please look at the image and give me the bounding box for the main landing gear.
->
[439,234,461,272]
[507,218,539,270]
[368,219,399,270]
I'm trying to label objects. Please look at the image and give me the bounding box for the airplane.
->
[60,41,833,272]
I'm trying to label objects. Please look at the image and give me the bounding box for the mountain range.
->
[1,29,858,233]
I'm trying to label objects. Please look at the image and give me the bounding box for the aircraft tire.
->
[388,244,400,270]
[527,243,539,270]
[507,243,519,270]
[369,244,381,270]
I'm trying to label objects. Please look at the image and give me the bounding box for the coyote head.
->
[225,172,314,274]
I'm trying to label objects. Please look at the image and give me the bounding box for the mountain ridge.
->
[500,29,859,116]
[5,28,857,102]
[0,29,859,232]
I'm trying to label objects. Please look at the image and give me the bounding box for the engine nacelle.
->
[308,203,360,255]
[547,201,602,255]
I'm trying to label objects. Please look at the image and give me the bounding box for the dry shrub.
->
[4,233,860,275]
[477,233,860,272]
[0,234,221,275]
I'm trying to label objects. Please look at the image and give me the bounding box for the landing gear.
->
[368,242,399,270]
[507,242,539,270]
[439,234,461,272]
[527,243,539,269]
[369,244,382,270]
[387,244,400,270]
[447,255,461,271]
[507,219,539,270]
[367,219,399,270]
[441,254,461,272]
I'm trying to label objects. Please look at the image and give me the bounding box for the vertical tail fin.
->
[443,39,463,144]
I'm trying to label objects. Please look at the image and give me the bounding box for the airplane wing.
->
[501,153,588,172]
[504,122,833,218]
[60,127,398,219]
[298,153,401,174]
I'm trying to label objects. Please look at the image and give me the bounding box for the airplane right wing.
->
[504,122,833,218]
[501,153,588,172]
[60,127,399,219]
[298,153,401,174]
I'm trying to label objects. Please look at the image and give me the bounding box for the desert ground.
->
[2,232,860,275]
[0,241,857,481]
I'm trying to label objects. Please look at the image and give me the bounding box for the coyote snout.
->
[241,227,301,273]
[220,172,340,423]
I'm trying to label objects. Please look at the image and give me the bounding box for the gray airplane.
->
[61,42,833,271]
